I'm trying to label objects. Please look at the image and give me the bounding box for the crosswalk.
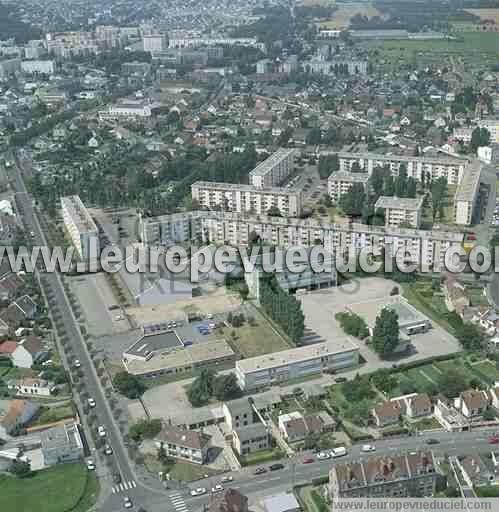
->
[169,491,189,512]
[112,480,137,494]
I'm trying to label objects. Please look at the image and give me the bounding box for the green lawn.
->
[417,364,443,383]
[475,485,499,498]
[240,447,285,467]
[30,403,75,426]
[471,361,499,383]
[406,368,433,390]
[408,416,442,431]
[169,460,219,482]
[0,463,98,512]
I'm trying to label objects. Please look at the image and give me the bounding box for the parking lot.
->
[299,277,461,374]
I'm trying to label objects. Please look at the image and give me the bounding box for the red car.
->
[303,458,314,464]
[488,436,499,444]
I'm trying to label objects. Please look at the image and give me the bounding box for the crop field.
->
[315,2,381,29]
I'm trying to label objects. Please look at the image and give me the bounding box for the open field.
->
[226,307,291,358]
[0,463,99,512]
[360,33,499,55]
[30,403,75,426]
[315,2,381,29]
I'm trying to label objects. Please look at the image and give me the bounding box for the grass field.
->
[0,463,99,512]
[225,308,291,358]
[30,403,75,426]
[472,361,499,383]
[315,2,381,29]
[360,33,499,55]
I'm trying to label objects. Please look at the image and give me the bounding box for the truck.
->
[331,447,347,458]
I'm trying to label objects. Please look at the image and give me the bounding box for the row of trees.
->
[372,308,400,357]
[187,369,242,407]
[259,276,305,344]
[335,311,369,339]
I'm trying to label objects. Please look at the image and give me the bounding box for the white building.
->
[453,160,484,226]
[328,171,369,203]
[60,195,99,260]
[21,60,55,74]
[337,152,468,186]
[143,34,168,54]
[155,425,211,464]
[99,99,155,120]
[235,338,359,391]
[478,119,499,144]
[375,196,424,228]
[40,422,84,466]
[191,181,303,217]
[249,148,297,188]
[7,377,55,397]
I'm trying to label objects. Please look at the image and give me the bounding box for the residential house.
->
[443,275,470,317]
[0,216,18,243]
[434,395,469,431]
[0,340,17,361]
[12,336,48,368]
[7,377,55,397]
[0,295,37,330]
[456,455,497,488]
[455,389,489,418]
[0,399,39,438]
[278,412,325,442]
[232,422,270,456]
[372,400,404,427]
[405,394,433,419]
[155,424,211,464]
[223,397,255,431]
[208,489,249,512]
[40,422,84,466]
[0,272,24,301]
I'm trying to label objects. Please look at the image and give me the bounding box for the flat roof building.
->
[328,171,369,203]
[123,339,236,378]
[191,181,302,217]
[375,196,424,228]
[235,338,359,391]
[40,422,84,466]
[249,148,297,189]
[60,195,99,260]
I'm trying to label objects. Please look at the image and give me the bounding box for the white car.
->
[123,496,133,509]
[104,444,113,455]
[211,485,224,494]
[190,488,207,497]
[362,444,376,452]
[98,425,106,437]
[317,452,330,460]
[88,398,96,408]
[221,475,233,483]
[86,460,95,471]
[74,359,81,368]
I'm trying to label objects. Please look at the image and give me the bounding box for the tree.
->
[384,175,394,196]
[372,308,399,357]
[129,418,162,441]
[306,127,322,145]
[335,312,369,339]
[9,460,31,478]
[303,433,320,450]
[318,154,339,179]
[213,373,242,401]
[437,369,467,399]
[406,177,417,198]
[455,322,484,351]
[113,371,146,399]
[338,182,365,216]
[187,369,216,406]
[267,206,282,217]
[470,127,490,152]
[370,369,398,393]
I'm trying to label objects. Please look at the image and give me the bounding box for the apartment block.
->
[232,423,270,456]
[191,181,302,217]
[143,34,168,54]
[478,119,499,144]
[328,171,369,203]
[375,196,424,228]
[235,338,359,391]
[41,422,84,466]
[60,195,99,260]
[21,60,55,74]
[328,451,438,499]
[337,152,468,186]
[249,148,297,188]
[139,211,204,246]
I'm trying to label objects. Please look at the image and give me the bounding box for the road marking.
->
[131,481,137,488]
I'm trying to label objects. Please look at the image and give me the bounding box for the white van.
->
[331,447,347,458]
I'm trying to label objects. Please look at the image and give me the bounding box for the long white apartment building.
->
[99,99,156,120]
[454,159,488,226]
[61,195,99,260]
[249,148,297,188]
[375,196,424,229]
[337,152,469,186]
[235,338,359,391]
[143,34,168,53]
[191,181,303,217]
[168,37,264,51]
[327,170,369,203]
[139,211,464,271]
[21,60,55,74]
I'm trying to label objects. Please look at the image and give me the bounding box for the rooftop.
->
[61,195,98,234]
[338,151,469,167]
[329,170,370,183]
[156,424,211,449]
[262,493,300,512]
[233,422,268,441]
[124,330,183,359]
[249,148,296,178]
[40,422,82,452]
[191,181,300,195]
[375,196,424,211]
[236,338,358,374]
[347,296,430,329]
[454,160,482,203]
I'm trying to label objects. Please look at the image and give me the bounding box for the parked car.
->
[331,447,347,458]
[86,460,95,471]
[124,496,133,509]
[190,488,207,497]
[489,436,499,444]
[104,445,113,455]
[269,463,284,471]
[73,359,81,368]
[98,425,106,437]
[221,476,233,483]
[425,438,439,445]
[211,485,224,494]
[317,452,330,460]
[88,398,96,408]
[334,377,347,383]
[303,457,314,464]
[362,444,376,452]
[254,467,267,475]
